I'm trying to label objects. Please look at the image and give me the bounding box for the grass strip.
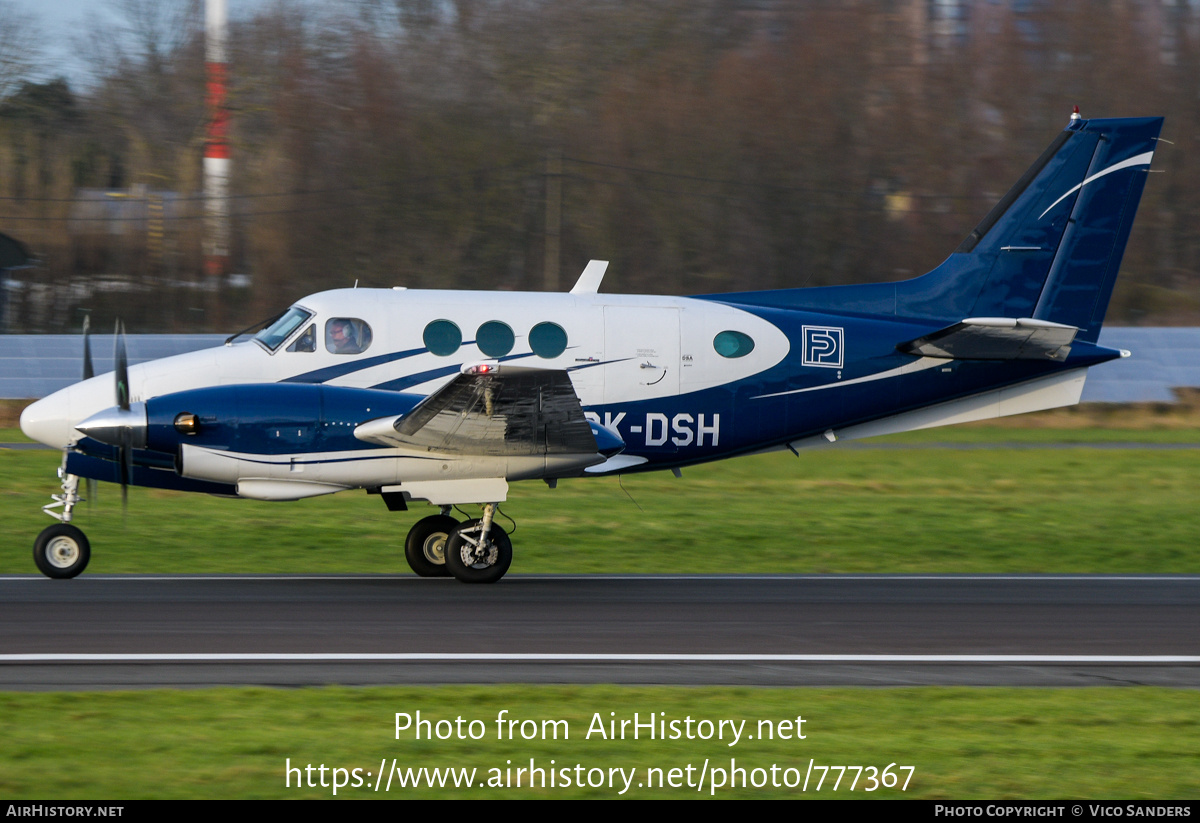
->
[3,443,1198,574]
[1,685,1197,799]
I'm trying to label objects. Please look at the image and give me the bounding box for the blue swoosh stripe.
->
[283,346,429,384]
[370,365,464,392]
[368,351,538,392]
[234,453,442,467]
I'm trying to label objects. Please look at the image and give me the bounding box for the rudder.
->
[1027,116,1162,342]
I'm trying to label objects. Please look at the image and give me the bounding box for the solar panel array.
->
[1085,328,1200,403]
[0,335,226,399]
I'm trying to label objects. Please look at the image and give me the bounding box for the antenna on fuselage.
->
[570,260,608,294]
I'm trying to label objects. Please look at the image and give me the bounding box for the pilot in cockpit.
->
[327,319,356,353]
[325,318,372,355]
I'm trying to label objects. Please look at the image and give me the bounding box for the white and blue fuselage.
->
[21,281,1117,499]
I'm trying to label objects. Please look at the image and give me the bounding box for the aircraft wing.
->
[354,366,605,456]
[898,317,1078,361]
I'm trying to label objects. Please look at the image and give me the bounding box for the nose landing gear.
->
[34,465,90,579]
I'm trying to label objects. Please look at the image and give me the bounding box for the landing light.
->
[174,412,200,435]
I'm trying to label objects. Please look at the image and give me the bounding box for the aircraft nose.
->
[20,395,73,448]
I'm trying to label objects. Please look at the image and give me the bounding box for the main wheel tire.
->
[444,519,512,584]
[33,524,91,579]
[404,515,459,577]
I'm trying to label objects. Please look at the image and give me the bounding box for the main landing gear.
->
[402,503,512,584]
[33,466,91,579]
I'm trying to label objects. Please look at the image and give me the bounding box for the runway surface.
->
[1,574,1198,690]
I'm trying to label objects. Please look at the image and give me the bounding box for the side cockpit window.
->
[253,306,312,352]
[326,318,373,355]
[286,324,316,353]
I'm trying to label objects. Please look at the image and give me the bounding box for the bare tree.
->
[0,0,41,100]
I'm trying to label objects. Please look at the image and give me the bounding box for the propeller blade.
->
[86,477,96,510]
[120,426,132,513]
[114,320,129,412]
[113,319,132,512]
[82,316,94,381]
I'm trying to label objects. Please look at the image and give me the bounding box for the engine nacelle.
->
[145,383,422,459]
[143,383,420,493]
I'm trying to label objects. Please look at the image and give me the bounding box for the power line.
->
[0,158,539,206]
[562,155,995,202]
[561,172,986,217]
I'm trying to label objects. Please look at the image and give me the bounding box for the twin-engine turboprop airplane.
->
[21,112,1163,582]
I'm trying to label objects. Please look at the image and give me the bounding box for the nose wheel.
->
[33,524,91,579]
[34,466,91,579]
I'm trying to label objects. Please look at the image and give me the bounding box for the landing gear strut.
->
[402,503,512,583]
[34,464,90,579]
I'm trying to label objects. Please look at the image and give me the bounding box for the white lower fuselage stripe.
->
[752,357,944,400]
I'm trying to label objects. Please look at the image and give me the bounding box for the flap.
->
[355,366,598,456]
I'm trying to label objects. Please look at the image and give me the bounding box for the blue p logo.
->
[802,326,844,368]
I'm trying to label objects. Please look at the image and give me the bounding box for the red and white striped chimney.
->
[203,0,230,282]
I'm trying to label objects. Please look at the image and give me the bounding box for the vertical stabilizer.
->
[707,115,1163,334]
[949,114,1161,331]
[1028,117,1162,341]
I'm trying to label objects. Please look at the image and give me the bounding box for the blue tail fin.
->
[1024,117,1161,341]
[950,114,1162,341]
[710,115,1162,342]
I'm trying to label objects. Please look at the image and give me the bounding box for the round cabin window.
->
[423,319,462,356]
[476,321,515,357]
[713,330,755,358]
[529,322,568,358]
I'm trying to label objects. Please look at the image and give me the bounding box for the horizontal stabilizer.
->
[355,366,599,456]
[898,317,1078,361]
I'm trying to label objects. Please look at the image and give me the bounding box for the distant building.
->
[0,232,35,333]
[68,186,199,283]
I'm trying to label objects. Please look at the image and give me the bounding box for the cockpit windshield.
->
[253,306,313,352]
